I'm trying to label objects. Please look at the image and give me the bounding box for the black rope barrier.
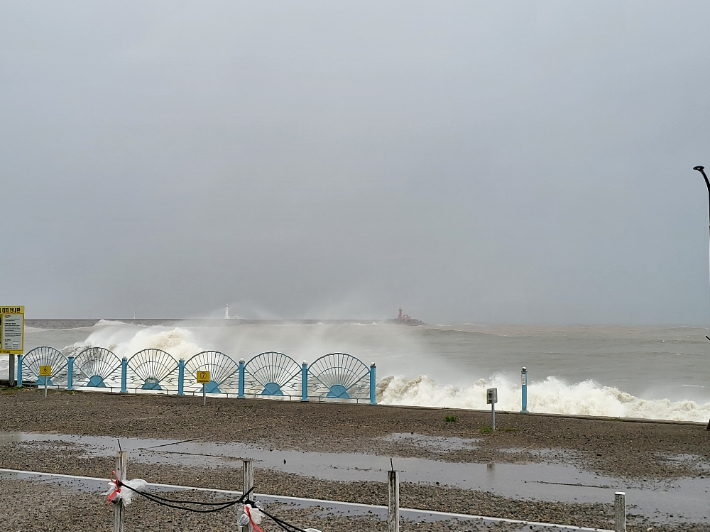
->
[117,481,253,514]
[116,482,312,531]
[259,506,309,532]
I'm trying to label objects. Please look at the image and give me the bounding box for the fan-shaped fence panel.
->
[184,351,240,393]
[127,349,179,391]
[18,346,375,403]
[244,352,301,397]
[73,347,122,388]
[308,353,370,400]
[22,347,68,386]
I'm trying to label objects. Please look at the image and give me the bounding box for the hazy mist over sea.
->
[3,2,710,325]
[3,320,709,422]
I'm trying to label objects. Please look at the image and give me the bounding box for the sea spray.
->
[377,374,710,422]
[65,324,204,360]
[41,321,710,423]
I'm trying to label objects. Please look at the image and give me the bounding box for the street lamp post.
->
[692,165,710,430]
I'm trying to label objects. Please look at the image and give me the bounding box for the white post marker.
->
[614,491,626,532]
[242,459,254,532]
[388,469,400,532]
[0,306,24,386]
[487,388,497,430]
[39,365,51,398]
[114,451,127,532]
[197,370,210,406]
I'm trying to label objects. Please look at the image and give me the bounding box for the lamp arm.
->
[694,166,710,222]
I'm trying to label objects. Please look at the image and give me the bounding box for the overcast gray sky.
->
[2,1,710,324]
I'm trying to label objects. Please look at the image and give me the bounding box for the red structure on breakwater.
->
[391,308,422,325]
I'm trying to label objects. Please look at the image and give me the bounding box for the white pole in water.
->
[692,166,710,430]
[114,451,127,532]
[388,469,400,532]
[614,491,626,532]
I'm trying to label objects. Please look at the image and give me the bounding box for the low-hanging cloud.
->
[1,1,709,324]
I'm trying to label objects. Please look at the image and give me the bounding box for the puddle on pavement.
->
[380,432,480,451]
[655,452,710,473]
[1,431,708,523]
[499,447,574,459]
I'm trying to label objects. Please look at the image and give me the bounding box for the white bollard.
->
[114,451,127,532]
[388,470,399,532]
[614,491,626,532]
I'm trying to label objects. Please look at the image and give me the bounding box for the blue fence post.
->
[521,366,528,413]
[178,359,185,395]
[121,358,128,393]
[17,354,23,388]
[67,356,74,390]
[301,361,308,402]
[369,363,377,405]
[238,359,245,398]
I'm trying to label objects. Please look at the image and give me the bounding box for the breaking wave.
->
[377,375,710,423]
[94,319,131,327]
[65,325,203,360]
[50,322,710,423]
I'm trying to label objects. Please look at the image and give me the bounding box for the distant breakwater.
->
[25,319,419,329]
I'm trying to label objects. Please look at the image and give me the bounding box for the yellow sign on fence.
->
[196,371,210,384]
[39,365,52,377]
[0,306,24,354]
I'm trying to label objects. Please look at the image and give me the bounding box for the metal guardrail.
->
[17,347,377,404]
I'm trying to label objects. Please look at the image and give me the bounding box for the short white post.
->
[114,451,127,532]
[203,383,206,406]
[491,401,496,430]
[614,491,626,532]
[388,469,399,532]
[241,459,254,532]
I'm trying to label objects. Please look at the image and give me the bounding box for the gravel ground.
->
[1,477,707,532]
[0,443,620,528]
[1,387,709,531]
[1,387,708,479]
[0,477,572,532]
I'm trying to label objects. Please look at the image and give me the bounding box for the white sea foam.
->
[66,326,203,361]
[49,322,710,423]
[95,319,131,327]
[377,374,710,423]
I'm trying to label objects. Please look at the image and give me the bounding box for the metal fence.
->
[17,347,377,403]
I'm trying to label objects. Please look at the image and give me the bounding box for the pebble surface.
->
[0,478,577,532]
[1,387,708,531]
